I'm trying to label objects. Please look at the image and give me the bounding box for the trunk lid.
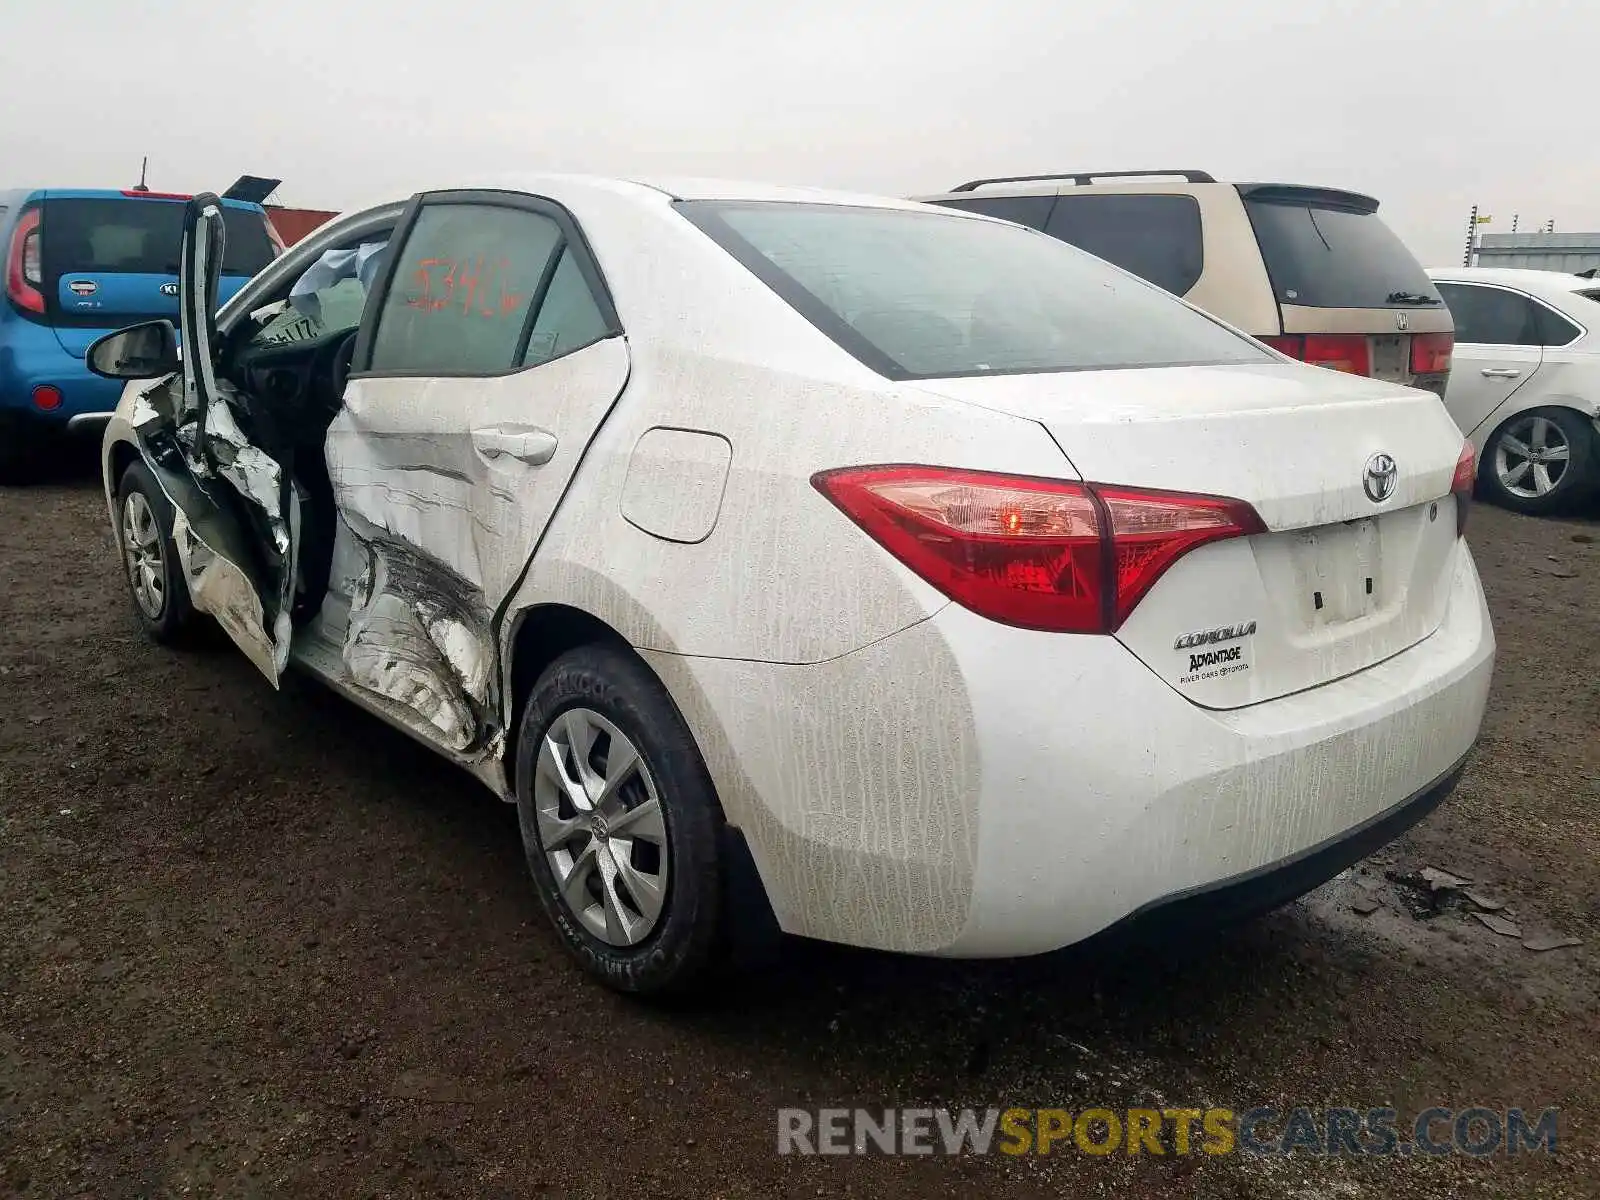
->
[916,362,1467,708]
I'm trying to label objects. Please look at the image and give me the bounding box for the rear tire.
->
[115,459,197,643]
[514,643,727,997]
[1480,407,1600,515]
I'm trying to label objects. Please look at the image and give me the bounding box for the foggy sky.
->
[5,0,1590,265]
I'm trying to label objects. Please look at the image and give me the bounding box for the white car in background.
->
[91,178,1493,995]
[1428,267,1600,514]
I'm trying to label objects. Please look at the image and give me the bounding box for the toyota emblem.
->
[1363,453,1398,503]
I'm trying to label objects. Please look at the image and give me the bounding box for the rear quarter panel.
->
[495,185,1076,949]
[500,183,1076,666]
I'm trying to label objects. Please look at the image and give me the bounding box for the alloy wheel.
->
[533,707,669,947]
[1495,415,1571,499]
[121,491,165,619]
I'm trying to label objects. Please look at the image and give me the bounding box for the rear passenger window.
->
[1535,303,1582,347]
[368,204,562,374]
[1043,194,1204,295]
[1435,283,1542,346]
[929,194,1054,230]
[522,249,610,366]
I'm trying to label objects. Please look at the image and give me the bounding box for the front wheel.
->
[116,459,197,642]
[1481,408,1600,515]
[514,643,728,996]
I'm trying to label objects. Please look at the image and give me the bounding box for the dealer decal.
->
[1175,619,1257,684]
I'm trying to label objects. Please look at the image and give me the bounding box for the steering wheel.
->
[331,331,358,401]
[304,330,359,417]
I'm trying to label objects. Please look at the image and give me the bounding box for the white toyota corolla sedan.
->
[90,176,1494,994]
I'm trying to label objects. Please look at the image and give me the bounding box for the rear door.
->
[329,190,627,751]
[1432,281,1545,435]
[40,193,277,356]
[134,194,300,683]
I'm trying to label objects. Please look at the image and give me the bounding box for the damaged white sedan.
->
[94,177,1495,995]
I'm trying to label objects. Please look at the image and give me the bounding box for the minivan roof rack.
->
[949,169,1216,192]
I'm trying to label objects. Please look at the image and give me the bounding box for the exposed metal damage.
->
[198,381,292,559]
[168,504,296,679]
[340,526,502,757]
[162,377,300,679]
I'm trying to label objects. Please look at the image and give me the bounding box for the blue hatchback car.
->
[0,188,280,479]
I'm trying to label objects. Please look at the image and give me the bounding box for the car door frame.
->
[1435,279,1549,437]
[347,188,622,380]
[327,187,629,757]
[129,192,307,684]
[134,198,414,684]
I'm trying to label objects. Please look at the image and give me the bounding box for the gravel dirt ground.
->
[1,448,1597,1199]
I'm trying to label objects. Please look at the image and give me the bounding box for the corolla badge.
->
[1363,452,1399,503]
[159,282,180,296]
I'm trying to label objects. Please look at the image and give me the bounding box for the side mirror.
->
[86,320,180,380]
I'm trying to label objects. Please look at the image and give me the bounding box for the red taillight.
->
[1411,332,1454,376]
[1094,485,1268,626]
[31,385,62,411]
[1262,334,1371,376]
[811,466,1265,633]
[5,208,45,315]
[1451,442,1475,537]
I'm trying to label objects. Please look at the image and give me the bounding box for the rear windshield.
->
[678,201,1270,381]
[42,198,275,278]
[1243,193,1441,310]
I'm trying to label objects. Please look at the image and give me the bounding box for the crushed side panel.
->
[335,511,502,758]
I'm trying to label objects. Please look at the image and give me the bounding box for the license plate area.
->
[1370,335,1408,382]
[1290,517,1381,626]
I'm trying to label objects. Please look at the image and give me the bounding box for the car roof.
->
[1426,266,1595,295]
[0,187,266,211]
[414,172,935,213]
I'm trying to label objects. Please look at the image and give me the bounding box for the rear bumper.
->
[650,539,1494,958]
[1092,751,1468,942]
[1,328,126,439]
[940,540,1494,956]
[0,402,117,450]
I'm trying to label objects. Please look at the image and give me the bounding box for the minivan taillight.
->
[811,466,1266,633]
[1451,442,1475,537]
[1261,334,1372,376]
[1411,332,1454,375]
[5,208,44,315]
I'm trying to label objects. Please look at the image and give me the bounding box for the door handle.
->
[471,425,558,466]
[1481,368,1522,379]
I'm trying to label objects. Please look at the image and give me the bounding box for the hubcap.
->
[533,707,668,947]
[121,491,165,618]
[1495,415,1570,499]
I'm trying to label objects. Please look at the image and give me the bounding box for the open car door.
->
[129,193,301,684]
